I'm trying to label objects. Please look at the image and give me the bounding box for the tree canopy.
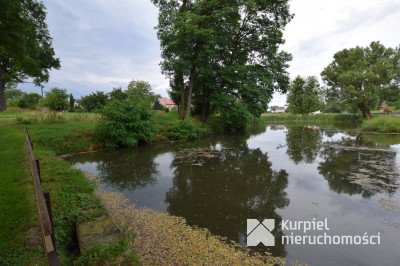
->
[321,41,399,119]
[152,0,293,122]
[45,87,68,112]
[287,76,323,115]
[126,79,155,104]
[80,91,109,112]
[0,0,60,111]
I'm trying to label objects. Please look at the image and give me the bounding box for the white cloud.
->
[269,0,400,106]
[20,0,400,106]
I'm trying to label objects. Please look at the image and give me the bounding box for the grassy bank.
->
[261,113,362,123]
[361,115,400,133]
[0,123,42,265]
[0,110,113,265]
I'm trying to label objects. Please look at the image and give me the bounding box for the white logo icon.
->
[247,219,275,246]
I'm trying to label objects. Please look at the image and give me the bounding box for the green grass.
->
[0,109,124,264]
[261,113,363,123]
[0,124,43,265]
[28,122,98,155]
[361,115,400,133]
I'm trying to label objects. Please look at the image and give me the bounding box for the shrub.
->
[15,116,38,124]
[221,102,253,131]
[18,93,41,109]
[361,116,400,133]
[170,119,206,140]
[95,99,154,148]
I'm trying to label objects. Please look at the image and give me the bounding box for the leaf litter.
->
[82,171,287,265]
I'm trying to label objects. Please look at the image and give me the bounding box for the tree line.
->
[4,79,158,113]
[2,0,399,123]
[287,41,400,119]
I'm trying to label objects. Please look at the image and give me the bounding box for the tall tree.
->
[321,41,399,119]
[69,93,74,112]
[126,79,155,104]
[0,0,60,111]
[287,76,323,115]
[152,0,292,122]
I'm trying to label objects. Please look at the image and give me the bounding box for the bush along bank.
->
[261,113,363,123]
[0,109,277,264]
[360,115,400,133]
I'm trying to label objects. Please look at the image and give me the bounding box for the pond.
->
[66,123,400,265]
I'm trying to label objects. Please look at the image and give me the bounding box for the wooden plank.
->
[24,126,60,265]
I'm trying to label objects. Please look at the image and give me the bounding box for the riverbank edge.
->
[1,111,396,264]
[80,171,287,265]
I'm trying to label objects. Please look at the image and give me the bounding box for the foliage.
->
[80,91,109,112]
[322,100,342,113]
[45,88,69,112]
[15,115,38,124]
[152,0,293,121]
[126,79,155,104]
[261,113,362,123]
[287,76,323,115]
[361,116,400,133]
[96,99,154,148]
[5,88,24,99]
[170,119,206,140]
[108,87,127,101]
[321,41,400,119]
[0,0,60,111]
[221,101,253,131]
[74,232,133,265]
[18,92,41,109]
[153,98,161,110]
[69,94,74,112]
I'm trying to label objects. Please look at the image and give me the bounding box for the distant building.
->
[381,101,388,107]
[274,107,285,113]
[158,98,176,111]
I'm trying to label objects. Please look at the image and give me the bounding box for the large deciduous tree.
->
[321,41,399,119]
[152,0,293,122]
[126,79,155,104]
[287,76,323,115]
[0,0,60,111]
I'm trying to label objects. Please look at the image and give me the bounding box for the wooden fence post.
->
[43,191,56,252]
[35,159,41,184]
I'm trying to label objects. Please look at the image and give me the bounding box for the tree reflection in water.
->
[318,135,399,197]
[166,143,289,258]
[285,125,323,164]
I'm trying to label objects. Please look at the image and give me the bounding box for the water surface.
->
[67,124,400,265]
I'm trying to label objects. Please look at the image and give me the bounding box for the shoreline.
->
[81,171,288,265]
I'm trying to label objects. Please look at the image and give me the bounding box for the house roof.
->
[159,98,175,105]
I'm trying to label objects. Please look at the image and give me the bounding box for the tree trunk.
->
[179,72,185,120]
[204,105,216,123]
[184,67,196,120]
[0,78,6,112]
[359,105,371,119]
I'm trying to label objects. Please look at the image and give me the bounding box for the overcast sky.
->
[20,0,400,106]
